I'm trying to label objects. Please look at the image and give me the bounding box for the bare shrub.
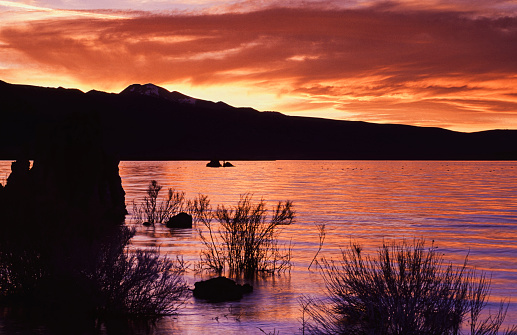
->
[309,223,326,270]
[186,193,212,224]
[92,226,190,318]
[198,194,295,277]
[0,218,189,323]
[304,239,517,335]
[468,274,517,335]
[132,180,211,227]
[132,180,186,226]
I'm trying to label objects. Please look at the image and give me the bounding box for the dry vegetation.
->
[0,178,190,329]
[302,239,517,335]
[197,194,295,277]
[132,180,186,226]
[132,182,295,278]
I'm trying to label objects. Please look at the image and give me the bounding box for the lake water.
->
[2,160,517,334]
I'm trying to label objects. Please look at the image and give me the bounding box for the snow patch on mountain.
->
[121,83,197,105]
[124,83,162,97]
[139,84,160,97]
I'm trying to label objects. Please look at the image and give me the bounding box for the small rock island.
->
[206,160,234,168]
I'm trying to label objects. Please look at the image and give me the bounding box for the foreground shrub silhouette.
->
[0,174,189,329]
[303,239,517,335]
[89,226,189,318]
[197,194,295,277]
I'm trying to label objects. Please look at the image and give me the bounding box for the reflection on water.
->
[2,160,517,333]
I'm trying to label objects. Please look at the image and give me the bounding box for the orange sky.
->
[1,0,517,132]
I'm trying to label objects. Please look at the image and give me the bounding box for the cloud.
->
[1,3,517,131]
[21,0,517,16]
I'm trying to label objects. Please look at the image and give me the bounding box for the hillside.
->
[1,80,516,160]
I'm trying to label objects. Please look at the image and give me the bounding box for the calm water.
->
[2,160,517,334]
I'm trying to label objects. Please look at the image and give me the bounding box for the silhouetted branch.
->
[308,223,326,271]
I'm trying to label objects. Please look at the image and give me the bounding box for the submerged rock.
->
[193,276,253,302]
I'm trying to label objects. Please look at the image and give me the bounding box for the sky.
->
[1,0,517,132]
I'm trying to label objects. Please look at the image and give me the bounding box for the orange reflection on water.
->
[2,160,515,333]
[118,160,517,333]
[1,159,515,333]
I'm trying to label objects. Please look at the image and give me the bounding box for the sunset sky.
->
[1,0,517,132]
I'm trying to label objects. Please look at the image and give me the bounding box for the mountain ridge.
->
[120,83,195,104]
[1,80,516,160]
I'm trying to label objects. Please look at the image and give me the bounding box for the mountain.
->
[119,83,233,110]
[120,83,195,104]
[1,80,516,160]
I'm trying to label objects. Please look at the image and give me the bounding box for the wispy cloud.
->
[0,0,129,22]
[1,2,517,131]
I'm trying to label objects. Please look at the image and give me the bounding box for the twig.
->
[308,223,325,270]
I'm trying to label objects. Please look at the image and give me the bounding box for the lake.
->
[1,160,517,334]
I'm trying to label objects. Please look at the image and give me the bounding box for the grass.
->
[302,239,517,335]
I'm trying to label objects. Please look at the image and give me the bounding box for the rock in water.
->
[1,113,127,229]
[206,159,222,167]
[0,113,129,316]
[193,276,253,302]
[166,212,193,229]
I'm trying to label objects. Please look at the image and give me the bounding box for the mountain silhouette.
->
[1,80,516,160]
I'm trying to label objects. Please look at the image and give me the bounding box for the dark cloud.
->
[1,4,517,130]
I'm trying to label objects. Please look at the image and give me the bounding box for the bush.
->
[0,180,189,328]
[131,183,295,277]
[303,239,517,335]
[132,180,186,226]
[0,223,189,322]
[92,226,189,318]
[198,194,295,277]
[132,180,209,226]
